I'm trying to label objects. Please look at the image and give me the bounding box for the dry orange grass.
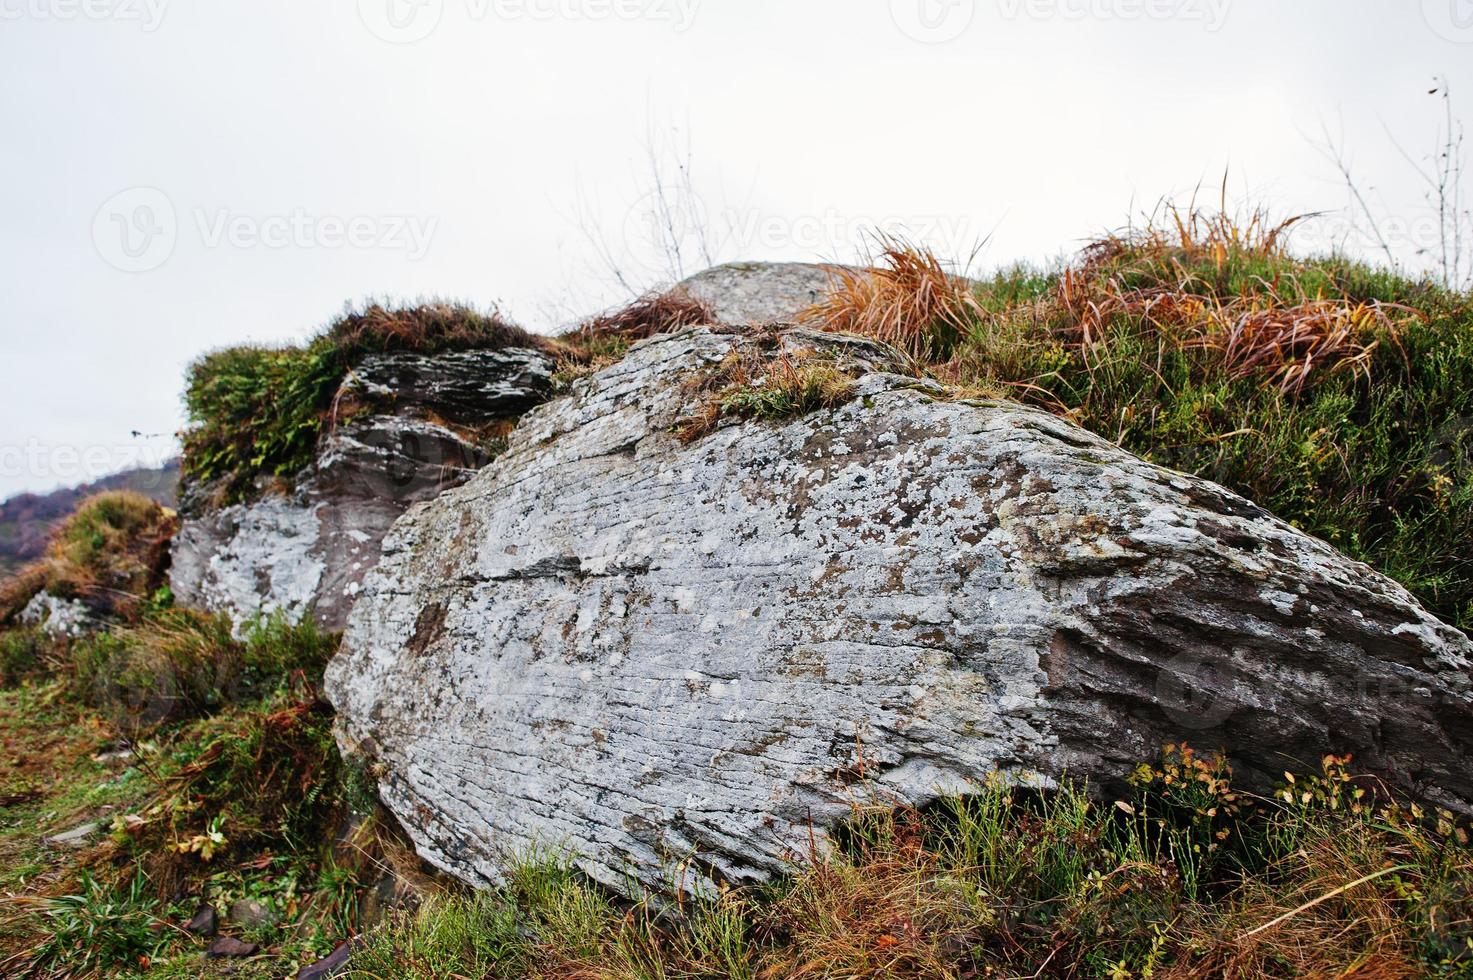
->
[1057,272,1413,396]
[1081,201,1312,273]
[799,236,982,360]
[1160,834,1428,979]
[755,820,990,980]
[1211,298,1408,394]
[798,213,1403,400]
[574,287,716,345]
[328,301,545,358]
[0,563,47,625]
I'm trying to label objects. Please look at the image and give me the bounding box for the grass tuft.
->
[325,302,540,361]
[575,287,715,347]
[18,872,166,977]
[799,235,982,360]
[676,346,859,443]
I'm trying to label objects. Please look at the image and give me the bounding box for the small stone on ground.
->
[206,936,260,958]
[185,904,218,936]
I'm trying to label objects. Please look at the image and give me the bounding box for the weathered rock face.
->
[326,326,1473,897]
[678,262,840,325]
[171,348,555,631]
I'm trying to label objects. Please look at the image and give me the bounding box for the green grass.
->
[23,873,167,977]
[0,612,368,978]
[352,748,1473,978]
[352,890,529,979]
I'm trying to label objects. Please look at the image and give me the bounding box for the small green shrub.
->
[116,686,341,890]
[0,627,46,686]
[182,343,341,500]
[25,872,165,976]
[68,610,337,730]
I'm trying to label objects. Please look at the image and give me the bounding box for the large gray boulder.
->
[325,326,1472,897]
[170,348,555,631]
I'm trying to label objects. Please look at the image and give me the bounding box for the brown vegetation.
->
[0,491,177,626]
[799,236,982,360]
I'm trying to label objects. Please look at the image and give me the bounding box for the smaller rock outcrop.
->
[171,347,556,631]
[679,262,840,325]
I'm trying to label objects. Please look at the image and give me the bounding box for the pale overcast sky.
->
[1,0,1470,498]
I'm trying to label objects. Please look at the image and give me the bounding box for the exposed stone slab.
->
[345,348,555,426]
[325,326,1473,898]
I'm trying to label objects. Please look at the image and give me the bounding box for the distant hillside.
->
[0,461,179,576]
